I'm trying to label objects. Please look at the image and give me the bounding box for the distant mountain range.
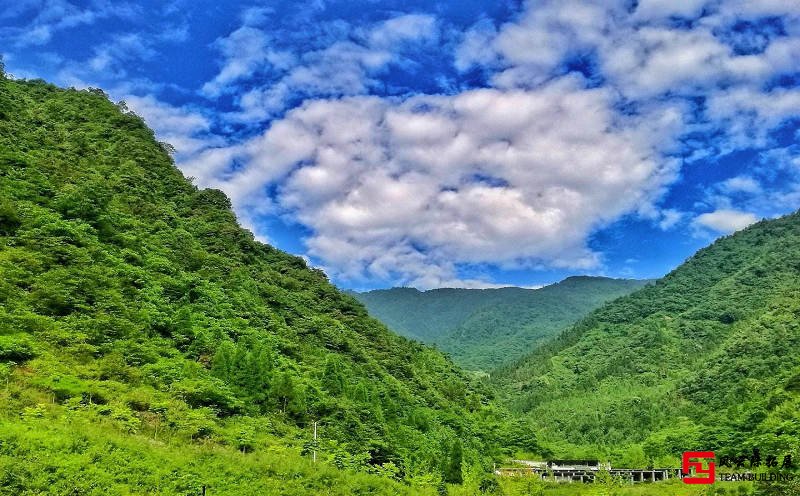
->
[351,277,649,371]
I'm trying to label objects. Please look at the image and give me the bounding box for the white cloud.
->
[454,20,499,72]
[203,76,683,288]
[718,0,800,18]
[469,0,800,101]
[721,176,763,195]
[367,14,437,48]
[87,33,156,75]
[658,209,685,230]
[123,95,216,156]
[201,26,295,97]
[5,0,139,47]
[694,209,758,233]
[201,13,439,119]
[602,26,736,98]
[706,87,800,149]
[633,0,708,21]
[489,1,612,88]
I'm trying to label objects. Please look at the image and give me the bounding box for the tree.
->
[235,342,273,408]
[271,371,304,416]
[321,357,347,395]
[210,341,236,382]
[0,199,20,235]
[443,439,463,484]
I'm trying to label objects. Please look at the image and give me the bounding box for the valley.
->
[0,73,798,496]
[353,277,649,371]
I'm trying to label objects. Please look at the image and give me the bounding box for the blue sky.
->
[3,0,800,289]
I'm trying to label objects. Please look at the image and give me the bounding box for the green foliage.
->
[495,212,800,464]
[478,476,503,495]
[0,334,36,362]
[0,413,435,496]
[0,198,20,234]
[353,277,648,371]
[443,438,464,484]
[0,76,515,493]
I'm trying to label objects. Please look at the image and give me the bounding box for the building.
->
[495,459,681,483]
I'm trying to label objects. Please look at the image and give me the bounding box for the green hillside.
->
[349,287,518,342]
[495,212,800,467]
[353,277,648,371]
[0,76,523,494]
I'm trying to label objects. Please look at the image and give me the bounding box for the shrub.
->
[0,334,36,362]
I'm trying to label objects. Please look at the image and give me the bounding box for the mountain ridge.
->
[352,276,650,370]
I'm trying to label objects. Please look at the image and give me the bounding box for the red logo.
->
[682,451,716,484]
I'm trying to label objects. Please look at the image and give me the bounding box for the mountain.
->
[0,77,521,494]
[350,287,519,342]
[495,211,800,467]
[353,277,649,371]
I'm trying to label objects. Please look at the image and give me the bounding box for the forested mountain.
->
[0,76,525,494]
[353,277,648,371]
[351,287,520,342]
[495,211,800,467]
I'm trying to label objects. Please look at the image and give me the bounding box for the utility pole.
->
[313,421,318,463]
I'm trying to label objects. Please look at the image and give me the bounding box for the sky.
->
[2,0,800,290]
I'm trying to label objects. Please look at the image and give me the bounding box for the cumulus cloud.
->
[367,14,437,48]
[706,87,800,149]
[657,209,685,230]
[489,1,613,88]
[481,0,800,99]
[169,0,800,287]
[87,33,157,77]
[201,13,439,119]
[454,20,499,72]
[632,0,708,20]
[202,76,684,288]
[694,209,759,233]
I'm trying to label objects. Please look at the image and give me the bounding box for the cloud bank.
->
[180,1,800,287]
[197,78,684,287]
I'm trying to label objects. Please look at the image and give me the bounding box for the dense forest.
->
[352,287,517,342]
[496,211,800,472]
[354,277,648,371]
[0,75,536,494]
